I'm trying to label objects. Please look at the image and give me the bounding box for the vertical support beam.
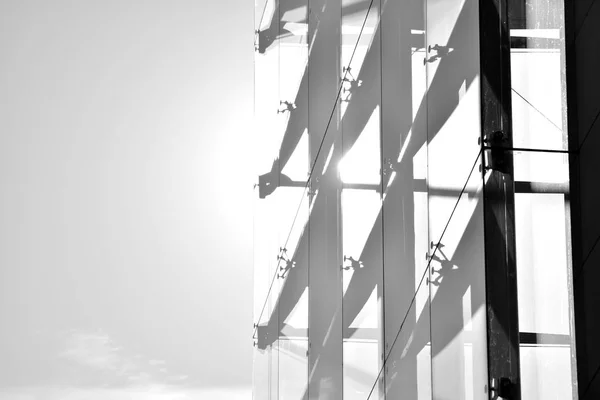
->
[307,0,343,398]
[479,0,521,399]
[380,0,424,398]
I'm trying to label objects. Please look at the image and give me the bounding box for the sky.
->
[0,1,254,398]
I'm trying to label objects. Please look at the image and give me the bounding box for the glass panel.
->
[429,155,488,400]
[256,0,280,54]
[277,0,309,191]
[255,0,270,30]
[252,185,310,400]
[341,184,383,400]
[508,0,568,150]
[252,183,280,397]
[277,0,310,398]
[425,6,485,397]
[277,187,310,399]
[279,337,309,399]
[426,0,481,246]
[253,345,271,400]
[376,268,431,400]
[253,186,275,395]
[380,0,429,365]
[253,146,280,400]
[255,0,280,201]
[253,282,280,400]
[340,2,383,396]
[340,0,378,119]
[513,150,576,399]
[253,0,282,396]
[340,0,381,185]
[252,211,274,400]
[307,98,343,399]
[270,234,282,400]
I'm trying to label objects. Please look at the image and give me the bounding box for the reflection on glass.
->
[341,0,378,118]
[425,12,484,400]
[277,0,309,195]
[509,0,568,150]
[376,268,431,400]
[429,155,488,400]
[426,0,481,246]
[513,150,576,399]
[277,186,310,399]
[341,0,377,74]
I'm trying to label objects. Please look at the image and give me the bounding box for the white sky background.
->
[0,0,254,398]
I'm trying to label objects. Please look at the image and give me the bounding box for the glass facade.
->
[253,0,576,398]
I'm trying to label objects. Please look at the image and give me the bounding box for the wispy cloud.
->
[0,330,253,399]
[61,332,129,374]
[58,330,181,389]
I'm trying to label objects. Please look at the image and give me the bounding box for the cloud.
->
[1,331,251,400]
[58,330,184,389]
[127,372,152,383]
[61,332,123,372]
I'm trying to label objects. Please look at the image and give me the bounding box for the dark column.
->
[480,0,521,398]
[566,0,600,398]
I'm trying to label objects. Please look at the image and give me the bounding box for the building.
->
[252,0,600,398]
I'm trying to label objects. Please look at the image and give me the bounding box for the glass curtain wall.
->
[253,0,576,398]
[253,0,281,398]
[379,0,430,398]
[254,0,310,398]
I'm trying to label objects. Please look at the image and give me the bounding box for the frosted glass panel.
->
[513,150,576,400]
[509,0,568,150]
[521,346,574,400]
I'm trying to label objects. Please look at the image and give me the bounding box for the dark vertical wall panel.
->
[567,0,600,398]
[574,2,600,146]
